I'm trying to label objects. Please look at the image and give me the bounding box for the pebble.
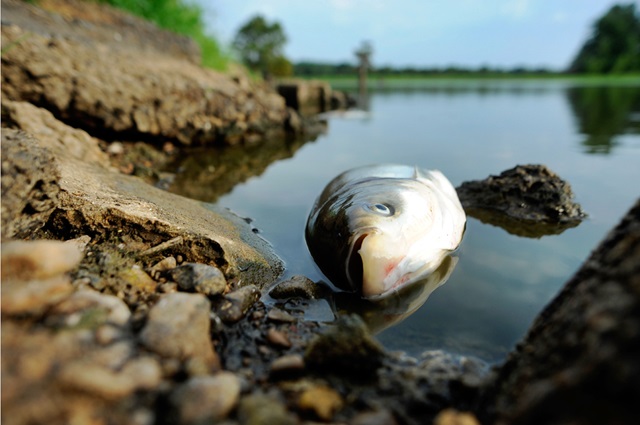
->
[107,141,125,155]
[268,275,324,300]
[216,285,260,323]
[351,409,398,425]
[148,256,177,273]
[297,384,344,421]
[237,394,298,425]
[433,409,480,425]
[304,314,384,376]
[170,372,241,424]
[49,289,132,327]
[120,266,157,293]
[267,307,296,323]
[140,292,220,372]
[270,354,305,374]
[1,239,85,281]
[266,327,292,348]
[1,275,74,315]
[169,262,227,296]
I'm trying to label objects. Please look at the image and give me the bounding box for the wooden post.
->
[355,41,372,109]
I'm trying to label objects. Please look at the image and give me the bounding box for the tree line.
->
[233,3,639,78]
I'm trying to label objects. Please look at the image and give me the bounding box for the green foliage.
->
[570,3,640,74]
[232,15,288,77]
[96,0,230,70]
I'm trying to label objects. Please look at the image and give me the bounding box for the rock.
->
[351,409,399,425]
[1,105,284,288]
[456,164,586,237]
[266,327,292,348]
[297,384,344,421]
[170,372,241,424]
[119,266,158,293]
[216,285,261,323]
[267,307,297,323]
[433,409,480,425]
[268,274,326,300]
[270,354,305,375]
[304,314,385,376]
[276,79,333,116]
[1,239,84,281]
[140,292,220,372]
[148,256,177,273]
[169,262,227,296]
[482,200,640,424]
[2,3,289,145]
[1,275,74,316]
[48,289,131,328]
[237,394,298,425]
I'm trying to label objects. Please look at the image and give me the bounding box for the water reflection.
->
[565,85,640,154]
[462,207,581,238]
[167,130,325,202]
[331,255,458,334]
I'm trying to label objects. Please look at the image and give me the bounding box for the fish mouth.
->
[345,232,369,292]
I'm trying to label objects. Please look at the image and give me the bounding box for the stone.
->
[456,164,586,237]
[170,372,241,424]
[482,200,640,425]
[297,384,344,421]
[48,289,131,327]
[270,354,305,375]
[266,327,292,348]
[267,307,297,323]
[433,409,480,425]
[1,275,74,316]
[140,292,220,371]
[237,394,298,425]
[1,239,84,281]
[351,409,399,425]
[304,314,385,376]
[268,274,327,300]
[1,106,284,288]
[216,285,261,323]
[169,262,227,296]
[148,256,177,273]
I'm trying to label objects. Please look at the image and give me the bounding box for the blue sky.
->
[197,0,630,70]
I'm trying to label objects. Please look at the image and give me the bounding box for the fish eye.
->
[365,203,395,216]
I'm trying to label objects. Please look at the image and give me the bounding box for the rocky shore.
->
[2,1,639,425]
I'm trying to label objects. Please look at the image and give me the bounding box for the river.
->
[172,79,640,362]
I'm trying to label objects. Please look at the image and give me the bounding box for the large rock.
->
[456,164,586,237]
[1,0,288,145]
[482,200,640,424]
[1,100,284,287]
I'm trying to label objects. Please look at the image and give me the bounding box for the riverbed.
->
[173,79,640,362]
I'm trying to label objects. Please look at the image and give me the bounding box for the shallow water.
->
[172,79,640,363]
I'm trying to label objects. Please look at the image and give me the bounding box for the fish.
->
[305,164,466,300]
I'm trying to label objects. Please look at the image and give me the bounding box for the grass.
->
[95,0,231,70]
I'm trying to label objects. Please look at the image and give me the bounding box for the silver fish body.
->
[305,164,466,300]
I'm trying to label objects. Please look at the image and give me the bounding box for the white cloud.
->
[501,0,531,19]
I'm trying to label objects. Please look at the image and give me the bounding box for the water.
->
[170,79,640,363]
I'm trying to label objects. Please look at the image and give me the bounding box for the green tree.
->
[569,3,640,74]
[232,15,288,77]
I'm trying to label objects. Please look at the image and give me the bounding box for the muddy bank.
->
[2,0,639,424]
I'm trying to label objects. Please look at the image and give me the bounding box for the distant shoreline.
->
[299,73,640,90]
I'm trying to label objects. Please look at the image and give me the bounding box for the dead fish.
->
[305,164,466,300]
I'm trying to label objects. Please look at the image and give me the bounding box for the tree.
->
[569,3,640,74]
[232,15,288,77]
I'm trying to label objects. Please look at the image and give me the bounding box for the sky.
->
[196,0,633,70]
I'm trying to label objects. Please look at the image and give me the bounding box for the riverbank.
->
[2,1,639,424]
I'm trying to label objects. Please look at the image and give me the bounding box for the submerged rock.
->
[456,164,586,237]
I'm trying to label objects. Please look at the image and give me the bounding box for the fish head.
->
[306,167,466,300]
[341,176,465,299]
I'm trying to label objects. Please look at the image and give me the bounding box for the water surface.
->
[172,79,640,362]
